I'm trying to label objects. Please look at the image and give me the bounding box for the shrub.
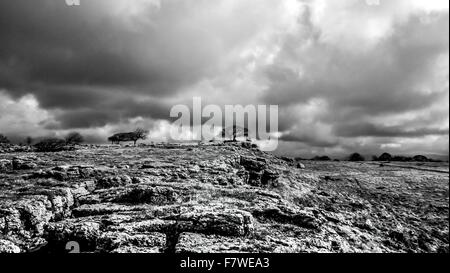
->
[34,138,67,152]
[312,155,331,161]
[349,153,365,162]
[65,132,84,145]
[392,155,412,162]
[413,155,429,162]
[0,134,10,144]
[378,153,393,161]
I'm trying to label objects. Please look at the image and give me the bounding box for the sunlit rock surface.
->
[0,143,448,253]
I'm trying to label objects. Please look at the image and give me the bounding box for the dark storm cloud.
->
[49,109,117,129]
[0,0,227,129]
[45,95,170,129]
[0,1,144,87]
[279,133,339,148]
[334,123,449,138]
[0,0,213,91]
[36,87,109,109]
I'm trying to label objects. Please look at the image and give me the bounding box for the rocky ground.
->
[0,143,448,253]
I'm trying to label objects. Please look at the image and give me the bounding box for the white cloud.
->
[0,91,54,139]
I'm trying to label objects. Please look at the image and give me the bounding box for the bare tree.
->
[65,132,84,145]
[107,128,149,145]
[131,128,148,145]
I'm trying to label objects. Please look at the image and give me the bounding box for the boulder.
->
[239,156,270,186]
[45,221,102,252]
[115,186,180,205]
[240,156,266,172]
[253,207,322,230]
[12,157,38,170]
[175,233,259,253]
[96,175,132,189]
[261,169,280,187]
[165,207,255,237]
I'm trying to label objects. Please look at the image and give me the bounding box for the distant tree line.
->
[372,152,439,162]
[0,130,445,162]
[0,132,85,152]
[34,132,85,152]
[1,127,150,152]
[295,152,441,162]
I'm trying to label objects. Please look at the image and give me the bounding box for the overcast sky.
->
[0,0,448,157]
